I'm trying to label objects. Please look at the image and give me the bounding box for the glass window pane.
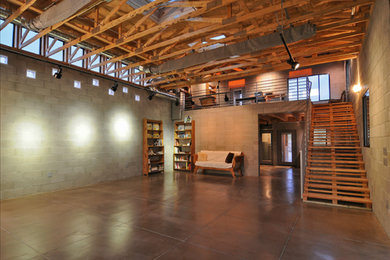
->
[261,133,272,161]
[70,46,84,67]
[21,28,40,54]
[48,37,64,61]
[288,78,297,101]
[0,20,14,47]
[90,54,100,73]
[106,63,116,77]
[309,75,319,101]
[319,74,330,100]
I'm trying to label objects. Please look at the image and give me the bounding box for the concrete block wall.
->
[184,100,307,176]
[0,50,173,199]
[350,0,390,237]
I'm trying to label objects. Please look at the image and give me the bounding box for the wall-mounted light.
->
[280,33,300,70]
[148,92,155,100]
[224,94,229,102]
[111,82,118,92]
[352,83,362,93]
[53,66,62,79]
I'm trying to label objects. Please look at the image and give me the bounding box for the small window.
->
[92,79,99,86]
[52,68,58,76]
[108,89,115,96]
[123,87,128,93]
[363,90,370,147]
[0,55,8,64]
[26,69,36,79]
[74,80,81,89]
[135,94,140,101]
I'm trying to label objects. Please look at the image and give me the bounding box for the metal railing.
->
[183,78,288,110]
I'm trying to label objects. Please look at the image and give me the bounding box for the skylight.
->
[211,35,226,40]
[126,0,195,24]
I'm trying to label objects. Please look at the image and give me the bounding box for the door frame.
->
[277,130,297,166]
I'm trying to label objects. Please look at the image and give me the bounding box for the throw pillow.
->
[225,152,234,163]
[198,152,208,161]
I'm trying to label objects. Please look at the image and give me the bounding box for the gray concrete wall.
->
[350,0,390,237]
[0,50,174,199]
[184,100,307,176]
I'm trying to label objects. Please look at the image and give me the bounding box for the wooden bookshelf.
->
[143,119,164,176]
[173,120,195,171]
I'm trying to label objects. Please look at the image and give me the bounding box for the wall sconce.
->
[352,83,362,93]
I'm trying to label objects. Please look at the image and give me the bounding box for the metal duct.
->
[27,0,93,31]
[146,23,316,74]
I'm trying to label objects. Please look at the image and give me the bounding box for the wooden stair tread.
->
[304,192,372,204]
[305,183,370,192]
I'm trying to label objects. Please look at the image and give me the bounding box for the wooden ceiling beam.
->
[0,0,38,31]
[48,0,169,56]
[71,0,241,64]
[99,0,128,26]
[160,50,359,89]
[106,0,371,76]
[138,31,363,83]
[86,0,308,69]
[8,0,148,61]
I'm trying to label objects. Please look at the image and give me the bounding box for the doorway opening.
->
[258,112,305,174]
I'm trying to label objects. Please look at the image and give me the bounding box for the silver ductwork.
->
[146,23,316,74]
[27,0,94,31]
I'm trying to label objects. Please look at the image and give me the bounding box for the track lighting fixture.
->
[53,66,62,79]
[111,82,118,92]
[224,94,229,102]
[287,59,300,70]
[279,33,300,70]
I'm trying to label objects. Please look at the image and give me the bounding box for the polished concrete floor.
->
[1,166,390,259]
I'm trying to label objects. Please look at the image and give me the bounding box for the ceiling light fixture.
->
[53,66,62,79]
[279,33,300,70]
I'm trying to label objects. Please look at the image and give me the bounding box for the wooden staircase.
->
[303,102,372,208]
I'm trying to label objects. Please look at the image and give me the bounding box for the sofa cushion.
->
[198,152,208,161]
[225,152,234,163]
[200,150,242,162]
[195,161,233,169]
[202,151,229,162]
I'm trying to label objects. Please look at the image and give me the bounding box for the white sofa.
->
[194,150,244,177]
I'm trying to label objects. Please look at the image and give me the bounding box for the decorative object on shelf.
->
[184,115,192,123]
[173,120,195,172]
[143,119,164,176]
